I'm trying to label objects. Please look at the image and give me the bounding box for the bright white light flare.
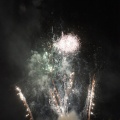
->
[53,33,80,54]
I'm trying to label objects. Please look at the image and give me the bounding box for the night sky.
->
[0,0,120,120]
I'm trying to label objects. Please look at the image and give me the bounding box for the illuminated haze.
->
[58,111,79,120]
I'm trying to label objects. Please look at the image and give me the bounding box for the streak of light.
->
[87,75,96,120]
[88,75,95,120]
[15,86,34,120]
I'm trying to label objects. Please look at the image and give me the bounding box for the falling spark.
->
[15,86,33,120]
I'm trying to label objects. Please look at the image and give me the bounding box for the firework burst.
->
[15,32,96,120]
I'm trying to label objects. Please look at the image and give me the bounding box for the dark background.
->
[0,0,120,120]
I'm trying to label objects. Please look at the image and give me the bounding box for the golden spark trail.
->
[15,86,33,120]
[88,75,96,120]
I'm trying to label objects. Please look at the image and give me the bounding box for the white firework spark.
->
[15,86,33,120]
[53,33,80,54]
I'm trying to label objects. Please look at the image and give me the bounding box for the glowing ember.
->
[53,33,80,53]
